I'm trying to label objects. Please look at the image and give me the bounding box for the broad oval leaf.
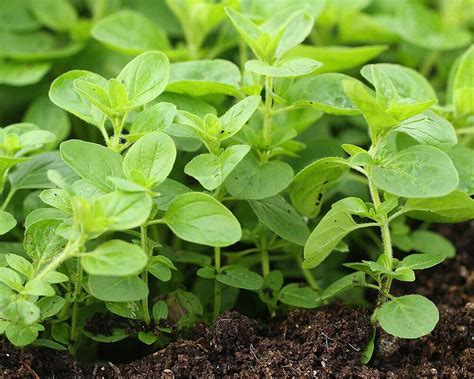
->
[117,51,170,107]
[216,266,263,290]
[30,0,77,32]
[219,96,261,140]
[278,283,320,308]
[245,58,322,78]
[60,140,124,192]
[49,70,107,127]
[371,145,459,198]
[123,132,176,188]
[224,155,293,200]
[301,73,363,115]
[164,192,241,247]
[88,275,149,302]
[289,157,349,218]
[129,102,177,138]
[0,211,16,236]
[92,10,169,55]
[249,196,310,246]
[81,240,148,277]
[447,145,474,195]
[378,295,439,339]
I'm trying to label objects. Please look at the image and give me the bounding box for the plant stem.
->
[1,188,16,211]
[70,261,83,343]
[259,235,270,277]
[213,246,222,321]
[36,239,81,280]
[262,76,273,146]
[141,226,151,325]
[295,253,320,290]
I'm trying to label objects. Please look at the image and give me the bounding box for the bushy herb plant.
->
[0,0,473,363]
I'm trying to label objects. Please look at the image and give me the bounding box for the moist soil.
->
[1,221,473,378]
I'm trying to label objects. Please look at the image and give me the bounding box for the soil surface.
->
[1,221,472,378]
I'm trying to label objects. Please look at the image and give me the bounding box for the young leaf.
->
[289,157,349,218]
[371,145,459,198]
[400,252,447,271]
[92,10,169,55]
[81,240,148,277]
[303,198,373,268]
[216,266,264,291]
[30,0,77,32]
[117,51,170,107]
[249,196,310,246]
[123,132,176,188]
[88,275,149,302]
[245,58,322,78]
[6,324,41,347]
[278,283,320,308]
[5,254,34,278]
[22,279,55,297]
[148,256,176,282]
[49,70,107,127]
[0,267,23,291]
[224,155,293,200]
[219,96,261,140]
[164,192,241,247]
[37,296,66,319]
[60,140,124,192]
[73,79,113,116]
[378,295,439,339]
[152,301,168,323]
[129,102,177,137]
[184,145,250,191]
[321,272,366,300]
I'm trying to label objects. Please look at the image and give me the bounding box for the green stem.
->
[141,226,151,325]
[239,37,248,74]
[262,76,273,146]
[295,253,320,290]
[70,261,83,343]
[1,188,16,211]
[213,246,221,321]
[259,235,270,277]
[36,239,82,280]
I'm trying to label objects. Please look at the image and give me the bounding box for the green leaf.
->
[452,45,474,92]
[1,298,40,325]
[22,279,55,297]
[0,267,22,290]
[278,283,319,308]
[24,220,66,271]
[396,1,471,51]
[165,192,241,247]
[92,10,169,55]
[245,58,322,78]
[23,97,70,148]
[167,60,241,97]
[98,192,152,231]
[154,179,191,211]
[447,145,474,195]
[289,157,349,218]
[0,211,16,236]
[81,240,148,277]
[10,152,76,191]
[321,272,366,300]
[404,190,474,223]
[286,45,387,73]
[219,96,261,140]
[371,145,459,198]
[84,328,130,343]
[394,111,457,150]
[73,79,113,116]
[147,256,176,282]
[37,296,66,319]
[6,323,41,347]
[30,0,77,32]
[117,51,170,107]
[0,61,50,86]
[406,230,455,258]
[303,198,372,268]
[49,70,107,127]
[5,254,34,278]
[378,295,439,339]
[123,132,176,188]
[224,155,293,200]
[0,0,40,31]
[88,275,149,302]
[185,145,250,191]
[138,331,157,345]
[249,196,310,246]
[361,63,437,102]
[400,252,447,271]
[60,140,124,192]
[152,301,168,322]
[176,290,203,316]
[216,266,263,291]
[43,271,68,284]
[106,301,143,320]
[129,102,177,138]
[454,88,474,118]
[301,73,364,115]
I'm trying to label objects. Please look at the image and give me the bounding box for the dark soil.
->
[1,221,472,378]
